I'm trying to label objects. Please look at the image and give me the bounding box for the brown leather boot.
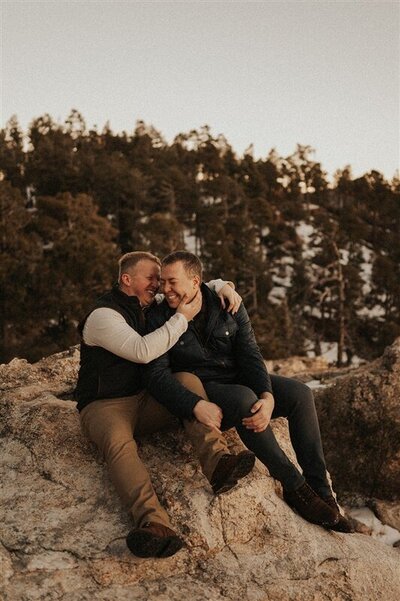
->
[126,522,184,558]
[283,482,339,527]
[320,494,355,533]
[210,450,256,495]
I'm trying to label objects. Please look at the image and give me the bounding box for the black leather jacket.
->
[145,283,272,419]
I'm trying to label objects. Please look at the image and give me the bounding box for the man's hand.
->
[176,291,202,321]
[242,393,274,433]
[218,283,242,314]
[193,399,223,433]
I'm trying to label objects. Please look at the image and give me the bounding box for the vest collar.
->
[110,282,142,310]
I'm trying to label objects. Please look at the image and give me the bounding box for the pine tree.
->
[0,181,42,361]
[26,192,117,360]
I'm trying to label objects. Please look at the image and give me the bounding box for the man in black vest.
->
[75,251,255,558]
[145,251,353,534]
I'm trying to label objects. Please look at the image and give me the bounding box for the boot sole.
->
[213,451,256,495]
[288,506,340,528]
[126,529,184,558]
[325,516,354,533]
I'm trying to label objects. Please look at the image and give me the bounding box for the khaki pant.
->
[80,372,229,528]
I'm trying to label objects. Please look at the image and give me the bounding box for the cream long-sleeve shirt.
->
[82,279,228,364]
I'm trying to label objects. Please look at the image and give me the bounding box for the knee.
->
[230,385,258,418]
[100,431,138,463]
[288,380,315,412]
[298,381,314,403]
[174,371,208,399]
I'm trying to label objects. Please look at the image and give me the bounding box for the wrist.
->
[193,399,206,413]
[175,311,188,323]
[259,392,274,401]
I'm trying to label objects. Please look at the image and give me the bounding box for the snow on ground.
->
[295,221,319,260]
[183,229,197,253]
[347,507,400,547]
[272,274,292,287]
[318,342,364,367]
[340,249,349,265]
[359,245,374,295]
[305,379,326,390]
[295,221,314,244]
[268,286,287,304]
[357,304,386,319]
[280,256,294,265]
[303,304,322,319]
[348,355,364,367]
[268,257,294,304]
[320,342,338,364]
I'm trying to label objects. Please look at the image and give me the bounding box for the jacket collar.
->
[200,283,224,343]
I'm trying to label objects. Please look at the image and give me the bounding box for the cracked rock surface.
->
[1,348,400,600]
[314,337,400,500]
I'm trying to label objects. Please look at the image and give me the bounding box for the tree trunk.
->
[332,241,345,366]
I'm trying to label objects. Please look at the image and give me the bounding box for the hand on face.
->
[176,290,202,321]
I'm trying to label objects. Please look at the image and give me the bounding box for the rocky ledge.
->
[0,347,399,601]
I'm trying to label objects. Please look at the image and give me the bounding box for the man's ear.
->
[193,275,201,288]
[120,273,131,287]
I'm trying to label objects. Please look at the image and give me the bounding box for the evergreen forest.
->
[1,110,399,365]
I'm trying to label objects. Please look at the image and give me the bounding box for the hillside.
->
[1,114,399,364]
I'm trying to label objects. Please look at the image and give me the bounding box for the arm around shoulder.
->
[84,306,189,364]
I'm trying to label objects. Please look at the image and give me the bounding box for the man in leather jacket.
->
[145,251,353,534]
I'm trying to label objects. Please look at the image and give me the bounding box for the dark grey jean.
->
[203,375,331,494]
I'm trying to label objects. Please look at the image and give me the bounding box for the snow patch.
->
[357,305,386,319]
[340,249,349,265]
[183,229,197,253]
[360,245,374,294]
[268,287,287,304]
[304,379,326,390]
[295,222,315,242]
[348,507,400,547]
[320,342,338,364]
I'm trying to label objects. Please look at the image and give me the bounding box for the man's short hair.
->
[162,251,203,280]
[118,251,161,281]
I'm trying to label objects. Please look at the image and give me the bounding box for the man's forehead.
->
[132,259,160,275]
[161,261,185,277]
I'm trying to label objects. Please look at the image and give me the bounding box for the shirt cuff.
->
[172,312,188,328]
[211,278,234,294]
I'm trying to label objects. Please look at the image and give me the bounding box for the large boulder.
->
[1,351,399,600]
[314,337,400,500]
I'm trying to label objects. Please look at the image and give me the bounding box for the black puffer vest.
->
[74,284,146,412]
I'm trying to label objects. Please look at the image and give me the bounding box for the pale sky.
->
[1,0,399,180]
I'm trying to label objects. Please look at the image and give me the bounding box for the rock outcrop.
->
[1,349,399,601]
[265,355,329,377]
[314,337,400,500]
